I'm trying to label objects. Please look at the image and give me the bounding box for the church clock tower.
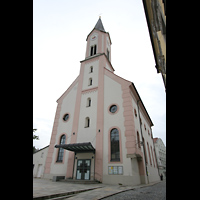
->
[64,17,114,182]
[85,17,112,65]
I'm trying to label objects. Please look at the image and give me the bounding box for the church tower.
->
[85,17,112,63]
[43,18,160,185]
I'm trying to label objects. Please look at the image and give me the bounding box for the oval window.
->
[109,105,118,113]
[63,114,69,121]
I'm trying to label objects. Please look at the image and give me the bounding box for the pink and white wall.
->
[43,20,160,185]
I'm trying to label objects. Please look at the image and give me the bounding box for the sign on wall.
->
[108,166,123,175]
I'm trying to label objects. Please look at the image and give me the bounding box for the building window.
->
[137,131,141,148]
[140,117,142,125]
[63,113,69,122]
[90,66,93,73]
[90,46,93,56]
[88,78,92,86]
[56,135,66,162]
[85,117,90,128]
[94,45,97,55]
[110,128,120,161]
[134,109,137,117]
[90,45,97,56]
[86,98,91,107]
[144,124,146,131]
[109,105,118,113]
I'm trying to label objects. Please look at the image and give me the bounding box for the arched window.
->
[110,128,120,161]
[86,98,91,107]
[137,131,141,148]
[88,78,92,86]
[94,45,97,55]
[56,135,66,162]
[90,66,93,73]
[90,46,93,56]
[85,117,90,128]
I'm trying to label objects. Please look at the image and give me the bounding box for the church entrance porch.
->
[76,159,91,180]
[54,142,95,181]
[74,152,95,180]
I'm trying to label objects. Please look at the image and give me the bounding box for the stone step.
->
[59,179,101,184]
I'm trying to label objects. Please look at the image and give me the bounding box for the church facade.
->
[43,18,160,185]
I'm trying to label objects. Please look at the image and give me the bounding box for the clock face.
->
[91,34,97,41]
[110,105,117,113]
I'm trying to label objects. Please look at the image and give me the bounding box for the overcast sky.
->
[33,0,166,149]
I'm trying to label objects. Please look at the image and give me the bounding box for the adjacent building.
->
[38,18,160,186]
[142,0,166,90]
[153,138,166,179]
[33,145,49,178]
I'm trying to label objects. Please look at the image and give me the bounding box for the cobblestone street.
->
[102,180,166,200]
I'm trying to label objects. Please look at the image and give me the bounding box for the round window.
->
[63,114,69,121]
[110,105,118,113]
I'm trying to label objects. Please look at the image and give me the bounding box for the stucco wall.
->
[103,75,141,185]
[33,146,49,178]
[50,82,78,176]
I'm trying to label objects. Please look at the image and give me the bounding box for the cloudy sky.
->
[33,0,166,149]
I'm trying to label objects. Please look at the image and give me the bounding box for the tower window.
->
[86,98,91,107]
[94,45,97,55]
[90,45,97,56]
[90,46,93,56]
[85,117,90,128]
[90,66,93,73]
[88,78,92,86]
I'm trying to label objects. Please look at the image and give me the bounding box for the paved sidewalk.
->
[33,178,103,198]
[33,178,161,200]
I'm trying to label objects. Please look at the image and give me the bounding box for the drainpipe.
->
[72,152,76,179]
[137,100,149,184]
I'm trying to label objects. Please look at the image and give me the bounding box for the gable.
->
[57,75,79,104]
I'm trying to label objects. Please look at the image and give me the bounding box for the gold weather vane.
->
[98,13,102,18]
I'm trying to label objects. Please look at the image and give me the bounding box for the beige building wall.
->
[33,146,49,178]
[49,81,78,177]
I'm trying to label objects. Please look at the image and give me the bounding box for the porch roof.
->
[54,142,95,153]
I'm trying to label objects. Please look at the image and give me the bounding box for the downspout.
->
[72,152,76,179]
[137,100,149,184]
